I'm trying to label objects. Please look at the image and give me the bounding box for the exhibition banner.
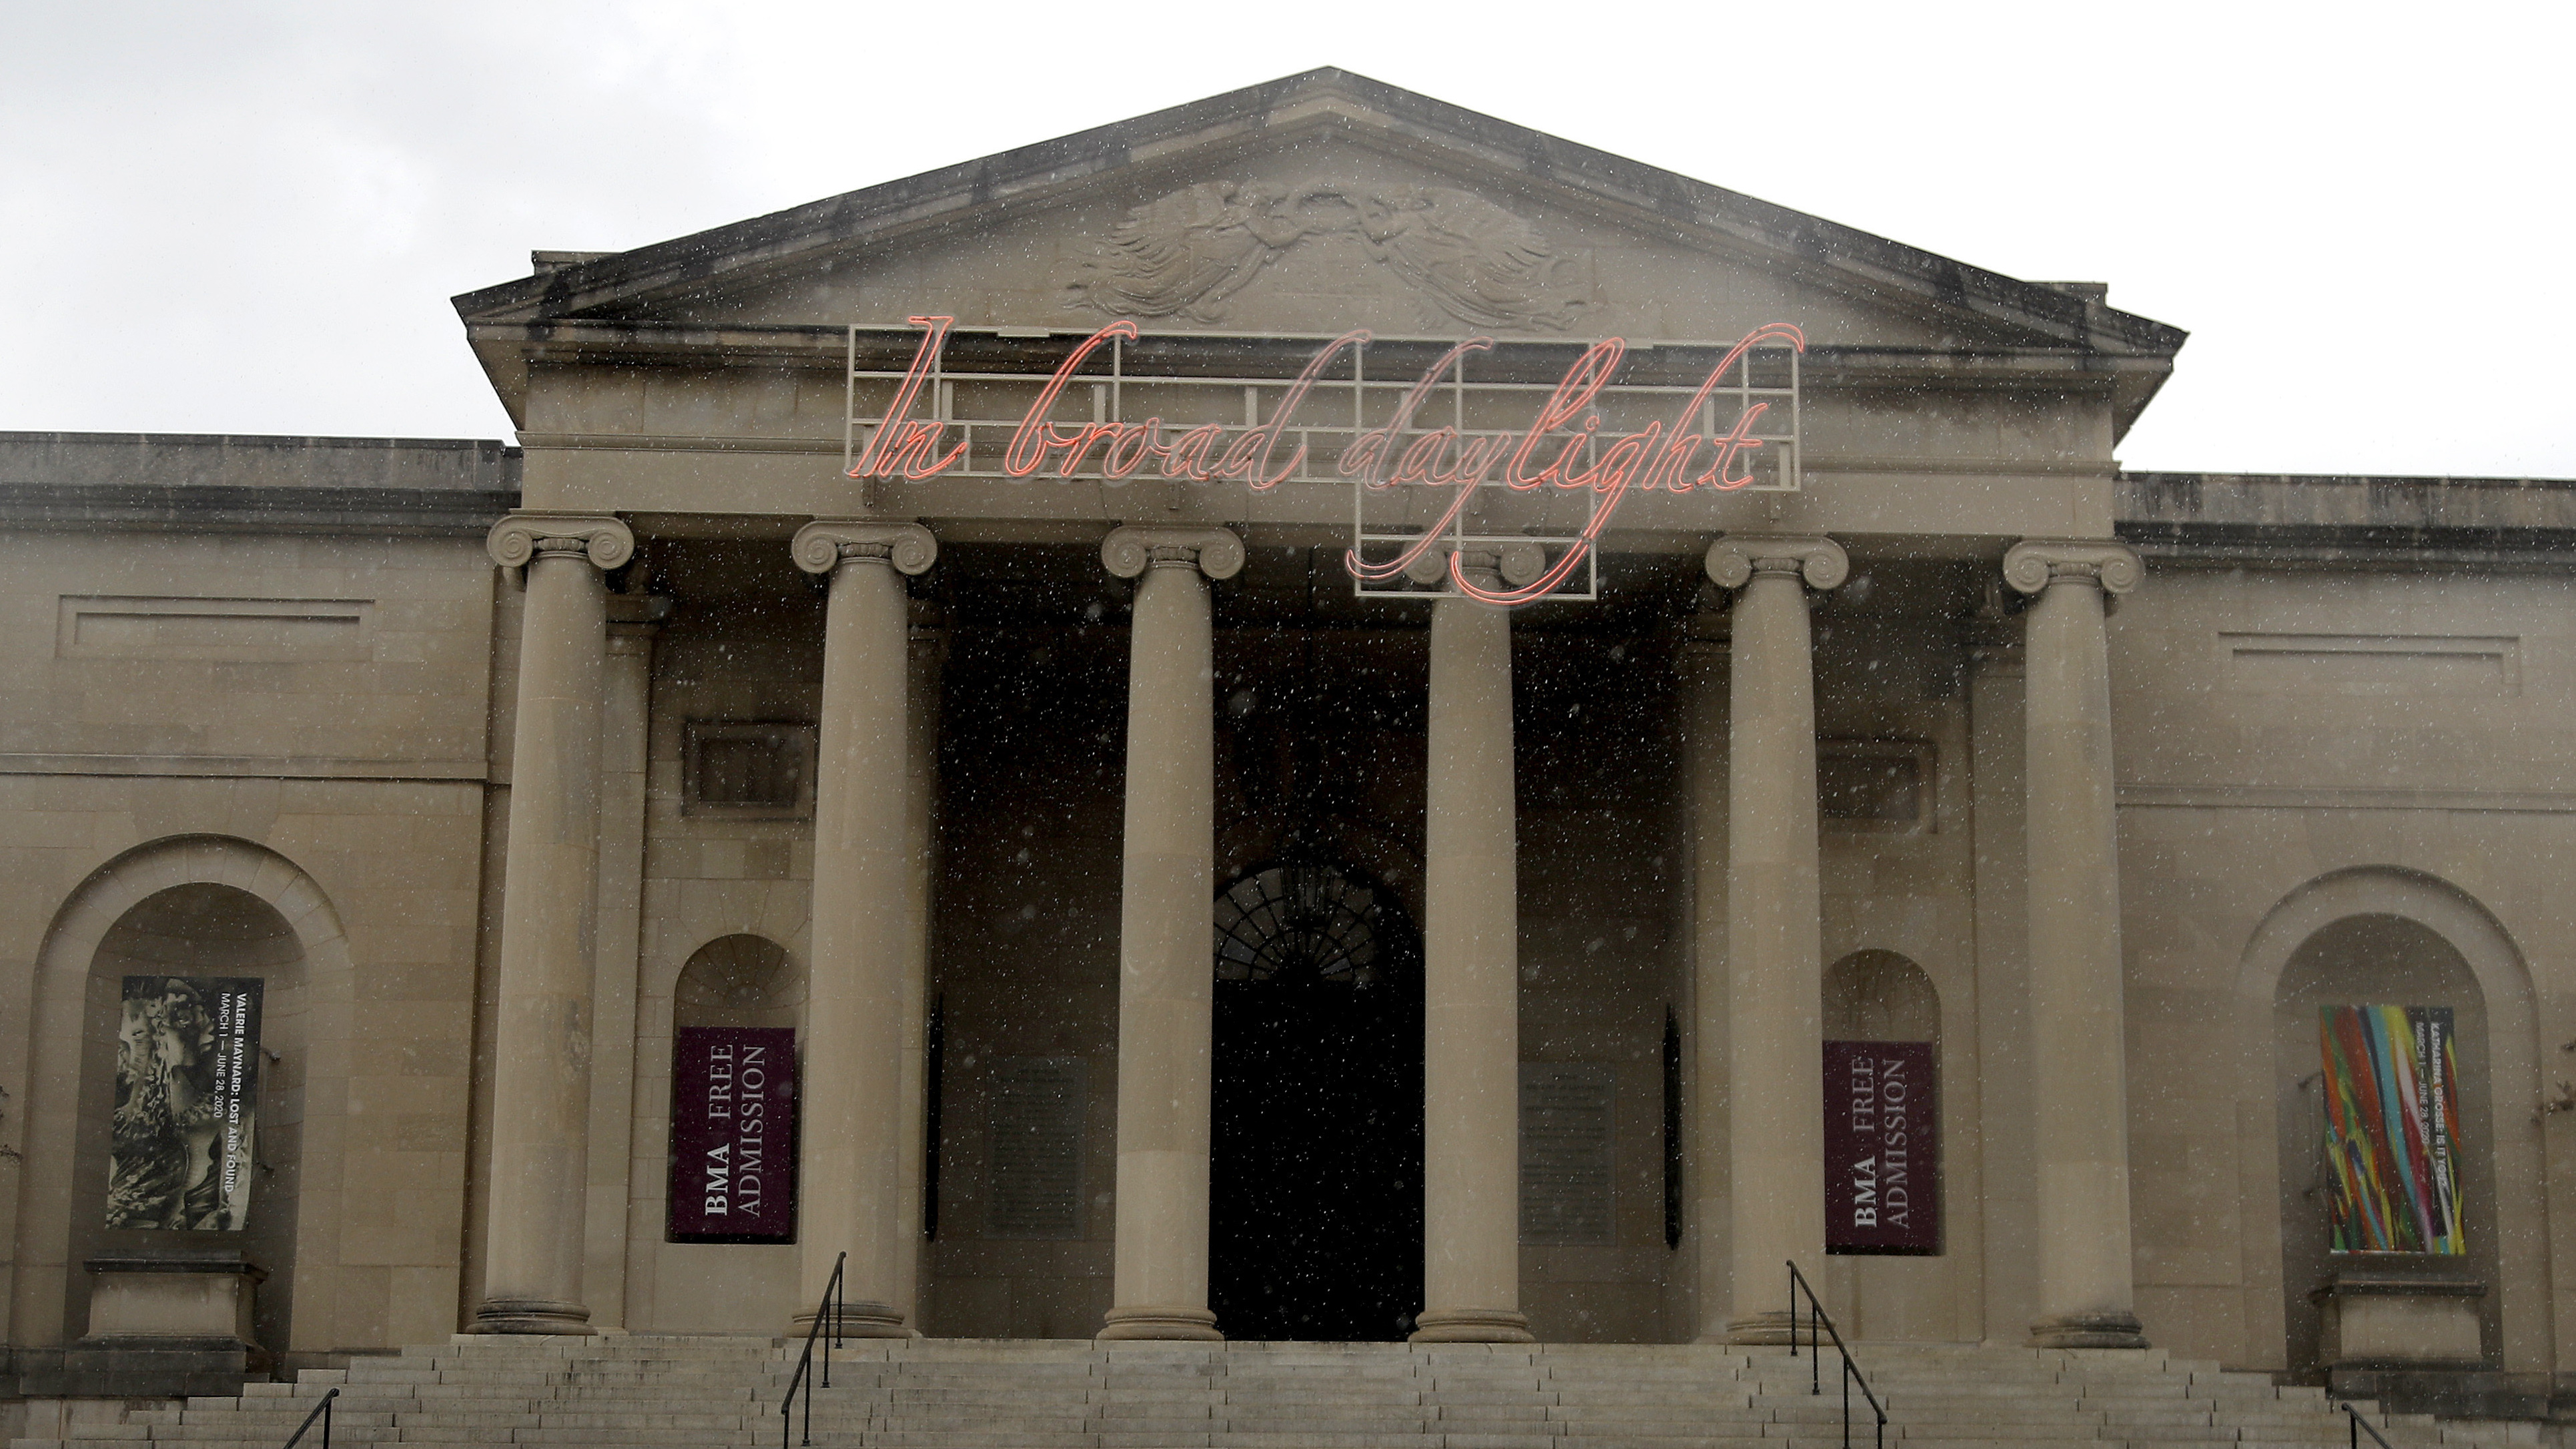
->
[107,976,262,1230]
[667,1027,798,1243]
[1823,1040,1938,1254]
[2320,1005,2464,1254]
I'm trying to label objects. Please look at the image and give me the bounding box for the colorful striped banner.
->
[2320,1005,2464,1254]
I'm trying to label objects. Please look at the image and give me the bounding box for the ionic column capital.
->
[1400,542,1548,592]
[2002,538,2142,597]
[793,520,938,577]
[1102,526,1244,582]
[1705,534,1847,592]
[486,513,633,574]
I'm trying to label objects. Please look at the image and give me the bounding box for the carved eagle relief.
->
[1066,180,1585,331]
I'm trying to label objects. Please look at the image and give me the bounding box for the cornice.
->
[0,483,512,537]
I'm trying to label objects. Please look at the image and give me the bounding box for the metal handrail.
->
[781,1251,847,1449]
[2344,1402,2398,1449]
[280,1386,338,1449]
[1787,1260,1887,1449]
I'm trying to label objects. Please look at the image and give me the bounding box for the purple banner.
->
[1823,1040,1938,1255]
[667,1027,797,1244]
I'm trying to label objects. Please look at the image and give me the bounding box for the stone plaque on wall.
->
[1521,1063,1615,1246]
[987,1057,1086,1240]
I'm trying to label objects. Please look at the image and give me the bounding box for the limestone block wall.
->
[0,526,495,1372]
[617,546,822,1335]
[2109,563,2576,1378]
[1809,608,1984,1343]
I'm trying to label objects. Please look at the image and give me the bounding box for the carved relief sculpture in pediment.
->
[1066,180,1586,332]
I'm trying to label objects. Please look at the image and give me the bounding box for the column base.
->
[791,1300,911,1340]
[1408,1308,1534,1344]
[470,1298,595,1335]
[1725,1310,1797,1346]
[1098,1305,1224,1341]
[2029,1310,2149,1350]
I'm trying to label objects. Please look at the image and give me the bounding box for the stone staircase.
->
[8,1335,2544,1449]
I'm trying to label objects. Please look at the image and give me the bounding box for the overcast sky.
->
[4,1,2567,478]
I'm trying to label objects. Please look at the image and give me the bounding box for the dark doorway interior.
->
[1210,861,1424,1341]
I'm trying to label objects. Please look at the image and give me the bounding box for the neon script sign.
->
[847,316,1804,607]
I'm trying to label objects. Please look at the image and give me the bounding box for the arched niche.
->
[1818,949,1948,1340]
[673,933,799,1031]
[1824,949,1942,1045]
[630,931,804,1333]
[2237,867,2541,1380]
[17,837,348,1358]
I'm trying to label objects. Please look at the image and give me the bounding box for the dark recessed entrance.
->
[1210,861,1424,1341]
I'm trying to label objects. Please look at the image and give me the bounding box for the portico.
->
[442,66,2182,1349]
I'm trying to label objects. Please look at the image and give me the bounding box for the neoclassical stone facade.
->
[5,70,2573,1419]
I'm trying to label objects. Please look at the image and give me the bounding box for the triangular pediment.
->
[456,69,2182,429]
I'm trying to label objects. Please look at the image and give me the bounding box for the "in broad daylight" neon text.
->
[850,316,1804,607]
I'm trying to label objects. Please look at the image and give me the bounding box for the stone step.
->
[28,1338,2527,1449]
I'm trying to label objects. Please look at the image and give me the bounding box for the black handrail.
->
[1787,1260,1887,1449]
[2344,1402,2398,1449]
[781,1252,847,1449]
[280,1386,338,1449]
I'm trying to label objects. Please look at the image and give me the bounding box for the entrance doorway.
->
[1210,861,1423,1341]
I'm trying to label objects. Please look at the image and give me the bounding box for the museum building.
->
[5,69,2573,1418]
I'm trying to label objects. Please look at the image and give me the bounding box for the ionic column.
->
[1413,550,1532,1344]
[476,512,633,1334]
[2002,539,2149,1350]
[791,520,939,1337]
[1098,524,1242,1342]
[1705,534,1845,1345]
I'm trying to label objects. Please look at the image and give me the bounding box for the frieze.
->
[1066,180,1585,332]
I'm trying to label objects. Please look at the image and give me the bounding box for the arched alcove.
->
[17,837,348,1360]
[1819,949,1947,1340]
[629,931,805,1334]
[2274,915,2496,1377]
[1824,949,1942,1045]
[674,933,799,1031]
[2237,867,2541,1381]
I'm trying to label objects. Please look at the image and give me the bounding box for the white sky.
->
[4,1,2568,478]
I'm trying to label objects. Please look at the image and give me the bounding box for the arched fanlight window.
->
[1213,863,1385,987]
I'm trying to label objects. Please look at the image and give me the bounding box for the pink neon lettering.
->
[1001,322,1137,477]
[860,318,1805,604]
[850,316,968,481]
[1224,330,1368,489]
[1504,341,1623,490]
